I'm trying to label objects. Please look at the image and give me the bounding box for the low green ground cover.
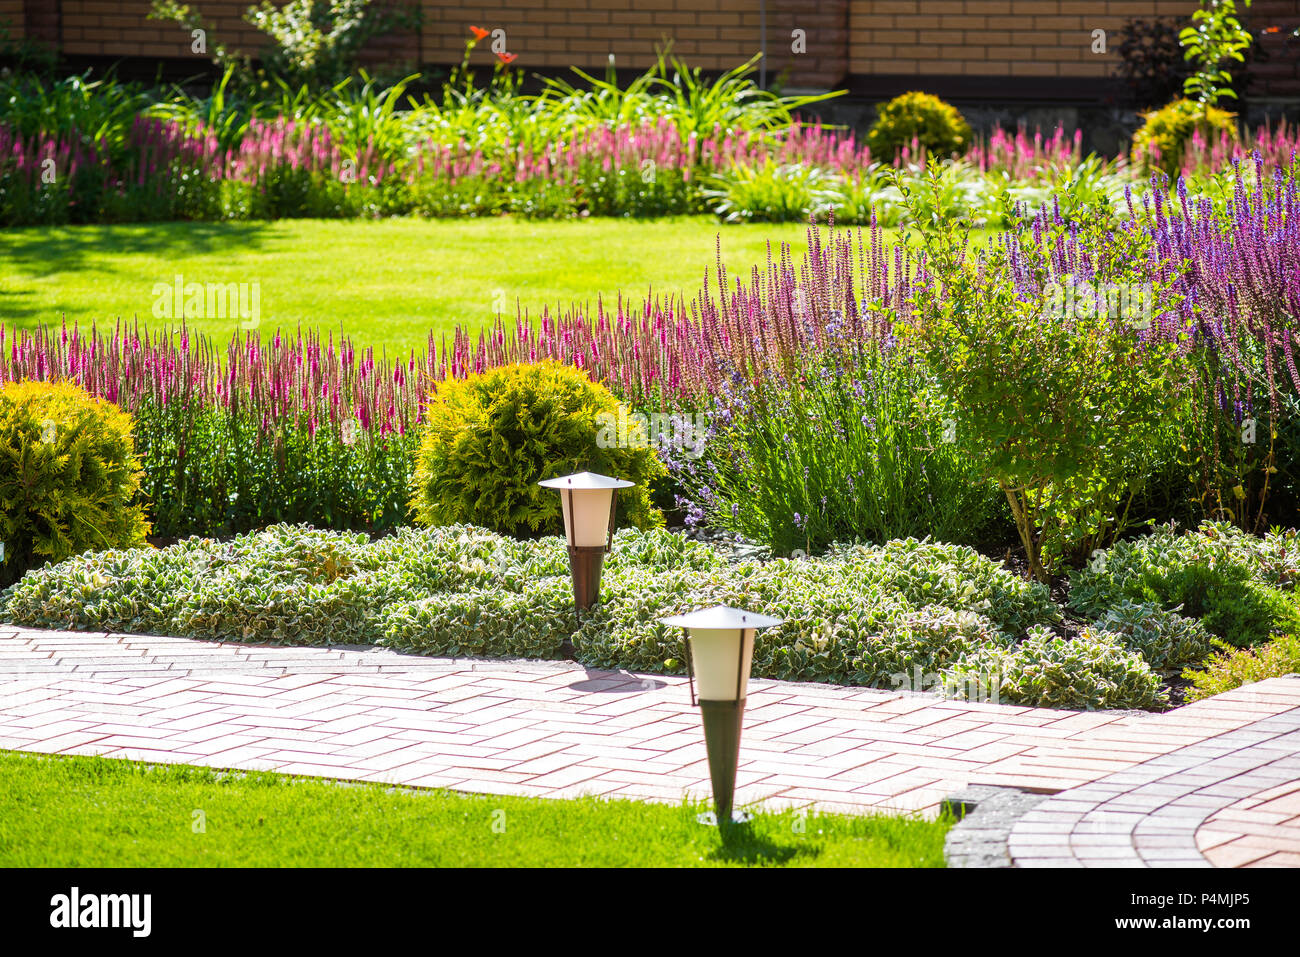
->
[0,751,950,868]
[9,522,1288,711]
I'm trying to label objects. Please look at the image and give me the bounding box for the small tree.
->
[895,164,1189,582]
[1180,0,1254,107]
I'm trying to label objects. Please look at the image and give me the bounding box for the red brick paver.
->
[2,627,1298,866]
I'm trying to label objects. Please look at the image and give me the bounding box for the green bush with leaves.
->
[379,578,577,658]
[1089,599,1214,671]
[409,361,665,537]
[1183,632,1300,701]
[0,381,150,588]
[676,341,1010,555]
[1069,522,1300,647]
[5,522,1255,713]
[150,0,422,91]
[897,162,1188,581]
[866,91,973,161]
[1131,98,1238,177]
[945,625,1169,711]
[703,161,841,223]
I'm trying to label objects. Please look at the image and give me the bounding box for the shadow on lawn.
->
[0,221,280,325]
[709,821,815,866]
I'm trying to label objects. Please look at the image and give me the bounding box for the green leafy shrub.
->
[945,625,1169,710]
[899,162,1187,580]
[572,559,1015,686]
[866,91,973,161]
[1131,98,1237,177]
[1183,633,1300,701]
[830,538,1062,636]
[675,342,1011,556]
[1069,522,1300,647]
[1089,599,1213,670]
[379,578,576,657]
[409,361,665,537]
[0,381,150,587]
[703,160,842,223]
[0,523,1203,713]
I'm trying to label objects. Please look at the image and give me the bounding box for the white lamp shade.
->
[659,606,783,703]
[560,487,614,547]
[538,471,635,548]
[687,627,755,701]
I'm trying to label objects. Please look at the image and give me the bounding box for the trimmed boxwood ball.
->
[409,360,665,537]
[866,91,973,161]
[0,380,150,587]
[1131,98,1237,179]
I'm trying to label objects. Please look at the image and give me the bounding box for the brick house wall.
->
[2,0,1296,98]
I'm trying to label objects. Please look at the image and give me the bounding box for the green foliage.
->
[866,92,973,161]
[946,625,1169,711]
[409,361,664,537]
[703,160,841,223]
[1183,631,1300,701]
[1180,0,1254,107]
[1132,98,1238,177]
[538,49,844,138]
[898,161,1188,580]
[678,341,1009,555]
[1069,522,1300,648]
[133,400,415,538]
[150,0,421,91]
[380,579,576,658]
[1089,599,1214,670]
[0,381,150,587]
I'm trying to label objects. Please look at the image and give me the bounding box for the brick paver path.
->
[2,627,1298,866]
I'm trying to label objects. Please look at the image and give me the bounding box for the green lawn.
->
[0,217,834,356]
[0,751,951,867]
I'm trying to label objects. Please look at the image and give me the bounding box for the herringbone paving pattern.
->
[2,627,1297,865]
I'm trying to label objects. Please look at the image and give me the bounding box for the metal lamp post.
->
[538,471,634,612]
[659,605,783,826]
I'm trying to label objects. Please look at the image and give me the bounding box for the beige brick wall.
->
[58,0,420,65]
[0,0,24,39]
[419,0,847,86]
[15,0,1299,96]
[848,0,1197,79]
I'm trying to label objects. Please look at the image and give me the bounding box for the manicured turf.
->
[0,217,832,355]
[0,751,951,867]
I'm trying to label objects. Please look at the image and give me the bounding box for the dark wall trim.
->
[846,73,1128,107]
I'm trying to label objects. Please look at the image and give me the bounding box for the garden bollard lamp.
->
[538,471,634,612]
[659,605,783,826]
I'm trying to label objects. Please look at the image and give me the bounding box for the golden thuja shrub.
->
[0,380,150,586]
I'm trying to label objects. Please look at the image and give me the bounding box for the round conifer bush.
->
[866,91,973,160]
[0,380,150,587]
[1131,98,1238,179]
[409,361,665,537]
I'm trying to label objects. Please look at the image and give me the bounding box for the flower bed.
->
[10,522,1280,713]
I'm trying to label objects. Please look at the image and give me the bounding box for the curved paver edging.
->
[942,785,1050,868]
[1007,682,1300,868]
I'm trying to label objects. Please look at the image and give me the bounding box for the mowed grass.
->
[0,217,832,356]
[0,751,951,867]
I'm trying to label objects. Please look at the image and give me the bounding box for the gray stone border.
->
[942,785,1051,868]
